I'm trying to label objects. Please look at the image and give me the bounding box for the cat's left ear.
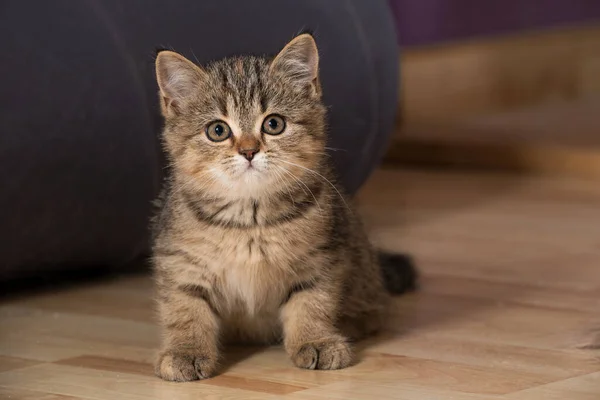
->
[269,33,321,95]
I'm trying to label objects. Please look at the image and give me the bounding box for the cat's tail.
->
[378,250,418,295]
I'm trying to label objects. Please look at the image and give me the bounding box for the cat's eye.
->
[262,114,286,135]
[205,120,232,142]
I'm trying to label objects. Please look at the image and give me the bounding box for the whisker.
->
[274,165,322,215]
[278,159,350,213]
[169,168,219,197]
[298,150,331,158]
[324,147,347,153]
[271,166,296,206]
[273,165,308,197]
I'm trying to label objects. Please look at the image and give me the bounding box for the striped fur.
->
[151,34,416,382]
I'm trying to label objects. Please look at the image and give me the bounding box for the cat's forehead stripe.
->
[210,57,269,134]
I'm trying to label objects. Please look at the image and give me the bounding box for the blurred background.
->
[387,0,600,176]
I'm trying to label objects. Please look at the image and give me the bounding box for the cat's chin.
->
[221,169,277,199]
[240,171,263,187]
[238,164,264,179]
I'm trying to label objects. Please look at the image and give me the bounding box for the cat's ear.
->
[270,33,320,94]
[155,50,206,116]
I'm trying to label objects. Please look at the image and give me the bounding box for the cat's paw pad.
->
[291,338,353,370]
[155,351,217,381]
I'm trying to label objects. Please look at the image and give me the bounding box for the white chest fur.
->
[175,195,322,317]
[206,230,301,315]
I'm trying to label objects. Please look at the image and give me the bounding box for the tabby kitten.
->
[151,33,416,382]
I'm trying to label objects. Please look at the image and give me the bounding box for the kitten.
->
[151,33,416,381]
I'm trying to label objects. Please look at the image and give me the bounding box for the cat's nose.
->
[239,147,259,161]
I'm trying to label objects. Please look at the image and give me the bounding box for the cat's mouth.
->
[232,157,269,181]
[238,162,263,178]
[242,159,266,174]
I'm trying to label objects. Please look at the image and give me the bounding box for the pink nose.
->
[239,148,259,161]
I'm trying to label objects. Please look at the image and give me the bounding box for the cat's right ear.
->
[155,50,206,117]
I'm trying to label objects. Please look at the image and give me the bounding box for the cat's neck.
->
[176,176,326,229]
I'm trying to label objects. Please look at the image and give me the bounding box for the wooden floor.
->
[1,169,599,399]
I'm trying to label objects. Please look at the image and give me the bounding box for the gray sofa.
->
[0,0,400,280]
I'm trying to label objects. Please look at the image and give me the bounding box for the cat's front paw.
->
[155,350,218,381]
[290,337,353,370]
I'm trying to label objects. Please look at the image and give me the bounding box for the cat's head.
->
[155,34,327,199]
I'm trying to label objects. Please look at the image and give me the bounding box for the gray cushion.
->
[0,0,399,280]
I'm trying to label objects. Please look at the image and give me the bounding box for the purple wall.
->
[388,0,600,46]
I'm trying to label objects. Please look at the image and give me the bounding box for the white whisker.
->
[273,164,322,215]
[270,166,296,206]
[273,164,307,197]
[278,159,350,213]
[169,168,219,197]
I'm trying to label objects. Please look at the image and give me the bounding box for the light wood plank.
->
[0,364,281,400]
[505,371,600,400]
[0,386,86,400]
[363,336,598,379]
[287,381,503,400]
[3,276,155,323]
[0,306,159,362]
[0,356,42,373]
